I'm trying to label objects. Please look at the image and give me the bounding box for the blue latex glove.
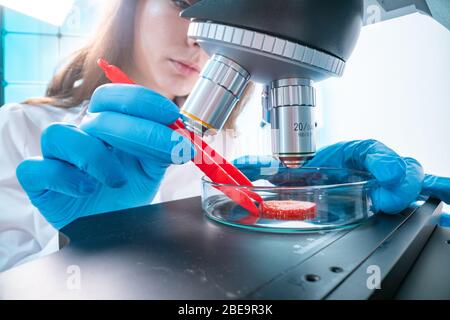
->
[422,174,450,227]
[421,174,450,205]
[233,140,448,214]
[16,84,195,229]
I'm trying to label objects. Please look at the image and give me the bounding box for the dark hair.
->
[24,0,254,130]
[25,0,138,108]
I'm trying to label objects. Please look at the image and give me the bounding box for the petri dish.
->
[201,167,377,233]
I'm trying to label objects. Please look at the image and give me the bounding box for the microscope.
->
[179,0,450,168]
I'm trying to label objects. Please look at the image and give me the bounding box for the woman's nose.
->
[186,35,200,48]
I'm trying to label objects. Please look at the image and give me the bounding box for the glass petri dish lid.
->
[201,167,377,233]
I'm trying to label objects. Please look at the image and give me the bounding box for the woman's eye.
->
[171,0,191,10]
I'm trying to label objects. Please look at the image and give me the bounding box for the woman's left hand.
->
[233,140,447,214]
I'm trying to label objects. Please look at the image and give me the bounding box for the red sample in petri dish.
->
[260,200,317,221]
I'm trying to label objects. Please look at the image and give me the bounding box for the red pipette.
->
[97,59,262,215]
[97,58,135,84]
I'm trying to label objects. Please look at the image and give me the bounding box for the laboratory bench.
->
[0,197,449,300]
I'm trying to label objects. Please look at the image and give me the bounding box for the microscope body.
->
[179,0,363,168]
[178,0,448,167]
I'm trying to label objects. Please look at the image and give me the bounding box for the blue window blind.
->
[1,1,103,105]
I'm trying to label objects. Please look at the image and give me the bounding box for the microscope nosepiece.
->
[270,78,317,168]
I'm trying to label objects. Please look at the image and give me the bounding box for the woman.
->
[0,0,446,272]
[0,0,210,271]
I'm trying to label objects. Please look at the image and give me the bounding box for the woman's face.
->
[132,0,209,100]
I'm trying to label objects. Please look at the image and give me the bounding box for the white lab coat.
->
[0,96,269,272]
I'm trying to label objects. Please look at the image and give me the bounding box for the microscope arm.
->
[364,0,450,30]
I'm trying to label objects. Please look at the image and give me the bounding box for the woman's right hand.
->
[16,84,195,230]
